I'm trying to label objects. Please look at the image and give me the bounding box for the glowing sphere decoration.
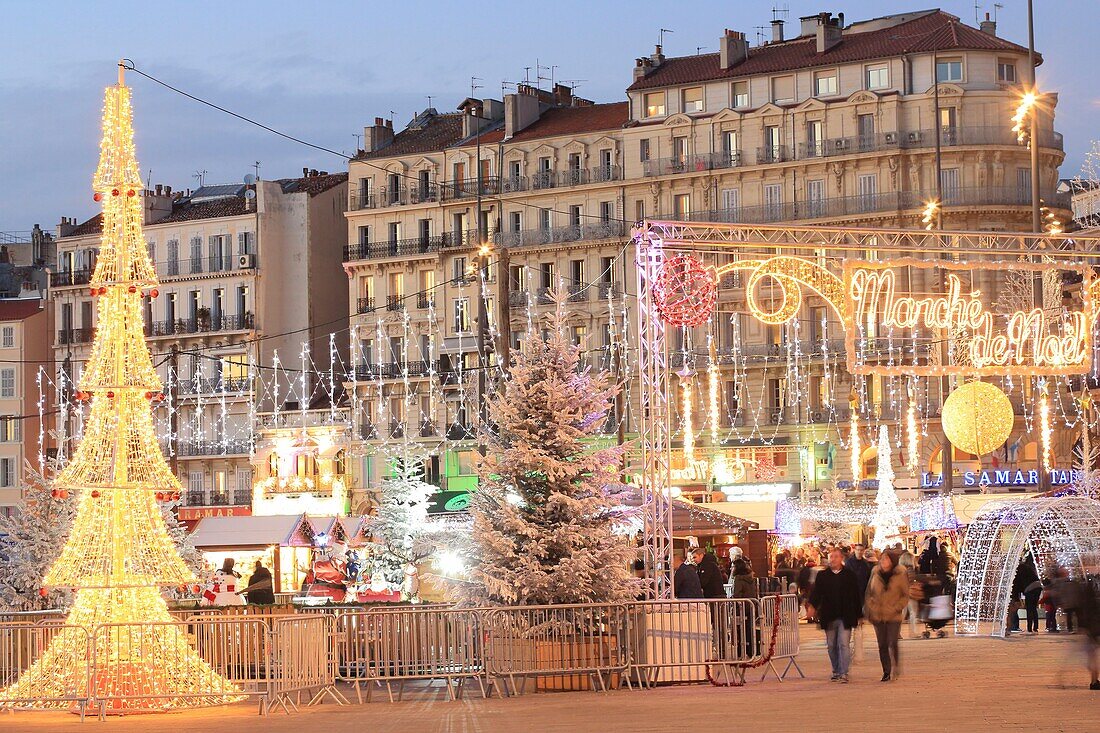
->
[941,380,1014,456]
[653,254,717,328]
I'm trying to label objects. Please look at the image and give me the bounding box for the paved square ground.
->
[5,626,1098,732]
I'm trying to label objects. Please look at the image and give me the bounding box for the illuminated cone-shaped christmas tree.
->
[2,66,241,713]
[870,425,904,550]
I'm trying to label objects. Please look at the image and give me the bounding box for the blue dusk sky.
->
[0,0,1096,231]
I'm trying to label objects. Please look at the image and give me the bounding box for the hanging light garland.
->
[707,339,720,445]
[1039,379,1053,472]
[906,378,920,477]
[680,372,695,464]
[849,391,860,483]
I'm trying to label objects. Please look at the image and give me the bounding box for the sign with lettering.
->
[178,505,253,521]
[845,259,1093,377]
[919,468,1081,489]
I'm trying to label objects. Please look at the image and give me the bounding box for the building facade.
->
[340,9,1074,508]
[50,171,349,518]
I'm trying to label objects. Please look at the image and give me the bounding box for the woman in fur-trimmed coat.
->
[864,551,911,681]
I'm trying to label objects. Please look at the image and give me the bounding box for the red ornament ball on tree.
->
[93,192,102,202]
[652,254,717,328]
[38,588,48,597]
[90,490,100,498]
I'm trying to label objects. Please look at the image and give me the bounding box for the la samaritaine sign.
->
[920,469,1082,488]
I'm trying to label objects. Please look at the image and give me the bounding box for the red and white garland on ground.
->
[705,593,783,687]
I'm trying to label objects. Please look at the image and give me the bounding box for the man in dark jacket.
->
[674,549,704,599]
[845,544,872,598]
[693,547,727,598]
[239,560,276,605]
[808,548,863,682]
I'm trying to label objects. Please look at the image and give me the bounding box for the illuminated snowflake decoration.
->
[653,254,717,328]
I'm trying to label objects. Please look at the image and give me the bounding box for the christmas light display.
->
[1,68,241,711]
[1039,380,1053,472]
[955,495,1100,637]
[707,359,719,445]
[1012,91,1037,146]
[849,393,860,483]
[941,380,1014,456]
[906,379,919,477]
[680,374,695,464]
[921,199,939,229]
[653,254,717,328]
[870,426,903,549]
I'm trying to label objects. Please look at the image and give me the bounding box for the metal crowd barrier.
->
[481,603,630,696]
[0,623,93,719]
[334,606,485,702]
[758,594,804,682]
[0,595,803,712]
[266,614,346,713]
[628,599,759,687]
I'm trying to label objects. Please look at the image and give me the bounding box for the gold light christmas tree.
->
[2,65,241,713]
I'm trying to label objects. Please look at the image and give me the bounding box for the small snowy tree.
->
[870,426,903,549]
[0,462,76,611]
[813,482,851,547]
[366,439,440,597]
[458,291,640,606]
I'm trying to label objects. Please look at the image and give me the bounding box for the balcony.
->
[416,293,433,309]
[201,489,252,506]
[178,376,252,395]
[57,327,93,345]
[386,295,405,312]
[567,284,588,302]
[356,296,375,314]
[684,186,1070,226]
[146,313,254,337]
[508,290,530,309]
[388,421,405,438]
[419,420,438,437]
[446,423,476,441]
[598,282,623,300]
[353,360,431,380]
[176,439,251,457]
[49,269,92,288]
[494,221,625,249]
[501,175,528,193]
[643,152,739,177]
[447,177,500,200]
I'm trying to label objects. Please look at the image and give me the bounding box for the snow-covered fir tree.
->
[366,439,440,597]
[870,425,903,549]
[813,482,851,547]
[457,291,640,606]
[0,462,76,611]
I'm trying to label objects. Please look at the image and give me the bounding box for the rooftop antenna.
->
[536,60,551,90]
[551,65,558,89]
[561,79,586,91]
[193,170,207,187]
[993,3,1003,22]
[470,76,483,97]
[974,1,981,24]
[771,3,789,21]
[522,66,532,84]
[252,161,261,181]
[145,169,152,190]
[754,26,767,45]
[426,94,433,109]
[696,46,707,55]
[352,132,362,149]
[658,28,674,47]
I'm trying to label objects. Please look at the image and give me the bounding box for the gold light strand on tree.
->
[1,64,241,713]
[707,339,719,445]
[1039,379,1053,472]
[906,379,920,477]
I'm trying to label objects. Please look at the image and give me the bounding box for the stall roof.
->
[624,489,757,536]
[189,514,313,548]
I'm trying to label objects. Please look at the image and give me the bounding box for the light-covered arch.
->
[955,495,1100,637]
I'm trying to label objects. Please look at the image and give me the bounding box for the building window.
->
[731,81,749,108]
[763,183,783,220]
[941,168,961,202]
[857,174,878,211]
[539,208,551,230]
[771,75,794,103]
[452,256,468,282]
[599,201,614,223]
[358,226,370,245]
[865,64,889,90]
[721,188,740,214]
[682,86,703,113]
[0,458,13,487]
[189,471,205,495]
[510,211,522,232]
[453,298,470,333]
[936,58,963,83]
[673,193,691,218]
[571,324,587,346]
[1,327,12,349]
[569,205,582,227]
[0,369,13,398]
[639,138,651,162]
[764,125,782,162]
[0,417,18,442]
[813,70,838,97]
[644,91,666,118]
[997,60,1017,83]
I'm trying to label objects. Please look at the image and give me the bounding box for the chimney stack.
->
[719,29,749,70]
[771,19,785,43]
[363,117,395,154]
[815,13,842,54]
[980,12,997,36]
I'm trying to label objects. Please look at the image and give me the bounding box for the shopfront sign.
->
[919,468,1081,489]
[178,505,253,521]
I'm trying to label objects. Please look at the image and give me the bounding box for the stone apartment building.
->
[50,171,348,518]
[0,295,53,516]
[341,9,1069,503]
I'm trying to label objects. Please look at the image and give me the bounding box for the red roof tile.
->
[67,214,103,237]
[355,113,465,160]
[157,196,250,224]
[448,102,629,148]
[275,172,348,196]
[627,11,1032,91]
[0,298,45,321]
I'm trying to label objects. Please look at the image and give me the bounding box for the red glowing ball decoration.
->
[652,254,718,328]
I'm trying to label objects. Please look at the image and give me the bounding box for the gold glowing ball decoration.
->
[940,380,1015,456]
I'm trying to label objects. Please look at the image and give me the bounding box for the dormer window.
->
[682,87,704,113]
[644,91,666,118]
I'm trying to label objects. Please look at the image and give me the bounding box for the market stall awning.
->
[189,514,313,549]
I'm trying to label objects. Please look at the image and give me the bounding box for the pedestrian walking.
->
[1079,573,1100,690]
[1023,562,1044,634]
[808,548,863,683]
[674,548,704,599]
[864,551,909,681]
[1009,556,1038,633]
